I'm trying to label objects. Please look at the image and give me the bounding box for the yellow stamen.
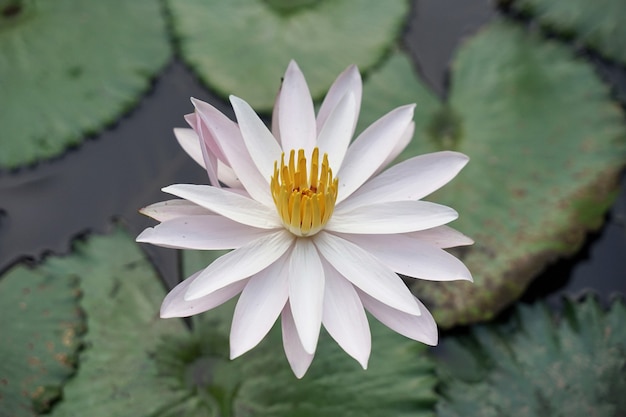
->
[271,147,338,237]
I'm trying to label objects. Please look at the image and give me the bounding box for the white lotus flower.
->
[137,61,472,378]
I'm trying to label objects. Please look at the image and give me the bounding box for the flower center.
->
[271,147,338,237]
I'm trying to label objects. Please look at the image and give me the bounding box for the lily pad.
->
[503,0,626,65]
[0,0,170,169]
[147,249,438,416]
[158,270,438,416]
[44,227,188,417]
[157,323,438,417]
[166,0,409,111]
[435,297,626,417]
[235,323,437,417]
[4,230,435,416]
[359,21,626,327]
[0,263,84,415]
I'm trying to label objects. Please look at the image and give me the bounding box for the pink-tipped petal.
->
[359,291,438,346]
[136,215,270,250]
[185,231,294,300]
[230,254,290,359]
[288,239,324,354]
[189,99,239,160]
[336,233,473,282]
[185,111,228,163]
[174,127,205,168]
[340,151,470,211]
[328,201,458,234]
[313,231,420,316]
[197,127,222,188]
[282,303,314,378]
[336,104,415,204]
[316,64,362,135]
[316,92,357,173]
[229,95,282,182]
[139,199,210,222]
[184,113,221,187]
[160,270,246,318]
[278,61,317,154]
[192,98,274,207]
[322,260,371,369]
[163,184,281,229]
[405,225,474,248]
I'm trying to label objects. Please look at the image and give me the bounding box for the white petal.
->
[376,121,414,175]
[405,225,474,249]
[336,104,415,204]
[359,291,438,346]
[321,260,370,369]
[336,233,473,282]
[339,151,469,211]
[163,184,281,229]
[328,201,458,234]
[136,215,270,250]
[217,160,242,189]
[313,231,420,316]
[140,199,210,222]
[174,127,204,168]
[229,95,282,182]
[192,98,274,207]
[185,230,294,300]
[278,60,317,154]
[160,270,246,318]
[316,64,362,135]
[316,92,357,173]
[230,254,289,358]
[282,303,314,379]
[288,239,324,354]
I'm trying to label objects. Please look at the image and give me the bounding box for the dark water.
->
[0,61,216,287]
[0,0,624,306]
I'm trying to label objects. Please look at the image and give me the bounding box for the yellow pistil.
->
[271,147,338,237]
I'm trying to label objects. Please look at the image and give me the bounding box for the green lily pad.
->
[435,297,626,417]
[503,0,626,65]
[146,249,438,416]
[0,0,170,169]
[157,322,438,417]
[7,231,434,416]
[158,273,438,416]
[235,323,436,417]
[0,263,84,415]
[44,227,188,417]
[359,21,626,327]
[166,0,409,111]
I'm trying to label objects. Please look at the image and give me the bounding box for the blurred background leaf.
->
[166,0,409,111]
[0,263,83,416]
[44,227,188,417]
[503,0,626,65]
[435,297,626,417]
[0,0,170,169]
[358,20,626,327]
